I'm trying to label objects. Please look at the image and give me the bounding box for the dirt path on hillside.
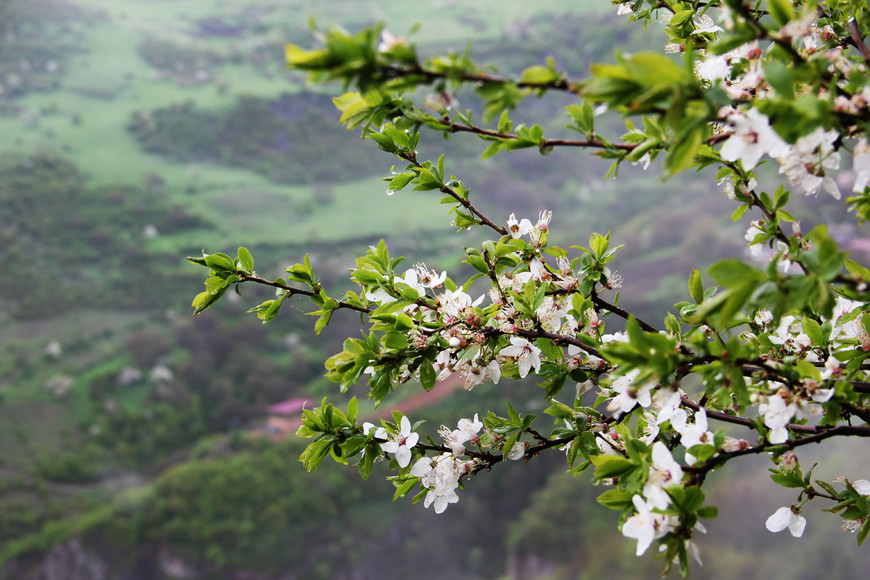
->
[262,374,465,440]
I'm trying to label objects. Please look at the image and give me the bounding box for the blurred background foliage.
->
[0,0,867,578]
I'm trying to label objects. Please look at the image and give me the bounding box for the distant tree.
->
[189,1,870,575]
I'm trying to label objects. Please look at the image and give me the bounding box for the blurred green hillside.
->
[0,1,866,579]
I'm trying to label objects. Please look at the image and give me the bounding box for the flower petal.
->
[788,513,807,538]
[395,445,411,468]
[765,506,792,533]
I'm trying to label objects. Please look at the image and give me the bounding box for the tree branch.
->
[397,151,509,236]
[685,423,870,478]
[480,325,602,358]
[590,292,660,333]
[847,17,870,64]
[380,63,581,95]
[440,119,636,151]
[238,273,371,313]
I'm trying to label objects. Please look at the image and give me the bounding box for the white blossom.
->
[507,440,527,460]
[438,287,483,319]
[652,387,683,425]
[671,408,712,464]
[499,337,542,378]
[394,268,427,299]
[777,128,841,198]
[410,453,471,514]
[643,442,684,510]
[744,220,766,256]
[607,369,652,413]
[622,495,678,556]
[854,138,870,192]
[507,213,533,239]
[692,15,723,35]
[759,394,797,444]
[440,414,483,456]
[458,355,501,390]
[765,506,807,537]
[414,263,447,289]
[720,108,790,170]
[695,53,730,83]
[377,29,406,52]
[380,416,419,468]
[365,286,396,305]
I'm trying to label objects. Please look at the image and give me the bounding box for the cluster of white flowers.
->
[410,453,471,513]
[409,413,528,513]
[623,443,684,554]
[623,442,709,563]
[685,9,869,206]
[740,299,870,443]
[507,210,552,243]
[439,413,483,456]
[400,210,599,390]
[616,2,634,16]
[364,262,447,306]
[757,392,798,444]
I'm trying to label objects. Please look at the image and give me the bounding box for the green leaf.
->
[669,9,694,27]
[802,317,824,347]
[689,268,703,304]
[665,126,703,174]
[731,203,749,222]
[596,488,634,510]
[521,64,558,84]
[764,61,794,99]
[388,172,415,192]
[502,431,521,459]
[624,52,688,86]
[393,478,419,501]
[414,168,443,191]
[347,397,359,425]
[419,362,436,391]
[506,401,521,424]
[665,312,682,336]
[858,517,870,545]
[707,259,764,287]
[589,232,609,257]
[237,247,254,273]
[314,308,333,334]
[204,253,236,272]
[536,337,563,361]
[768,0,794,27]
[590,454,636,479]
[205,276,228,294]
[359,443,377,480]
[544,401,574,420]
[846,259,870,284]
[770,472,806,488]
[384,331,408,350]
[697,505,718,519]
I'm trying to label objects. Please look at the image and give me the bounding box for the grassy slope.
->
[0,0,610,491]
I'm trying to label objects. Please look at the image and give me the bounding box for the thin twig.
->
[238,273,371,313]
[847,17,870,64]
